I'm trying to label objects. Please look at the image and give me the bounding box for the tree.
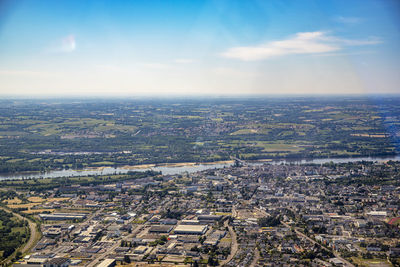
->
[208,256,215,266]
[160,235,168,242]
[258,216,281,227]
[15,251,22,260]
[124,255,131,263]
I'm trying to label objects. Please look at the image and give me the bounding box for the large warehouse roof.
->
[174,224,207,235]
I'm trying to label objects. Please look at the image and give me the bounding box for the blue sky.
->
[0,0,399,95]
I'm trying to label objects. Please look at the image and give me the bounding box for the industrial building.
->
[173,224,208,235]
[197,215,222,221]
[180,219,200,225]
[149,225,174,233]
[39,213,87,221]
[97,259,116,267]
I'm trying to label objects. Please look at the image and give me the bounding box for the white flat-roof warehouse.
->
[97,259,116,267]
[174,224,208,235]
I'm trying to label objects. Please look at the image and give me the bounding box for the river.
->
[1,155,399,180]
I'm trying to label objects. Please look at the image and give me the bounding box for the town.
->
[1,0,400,266]
[1,160,400,267]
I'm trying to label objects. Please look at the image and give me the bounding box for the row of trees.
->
[0,210,29,260]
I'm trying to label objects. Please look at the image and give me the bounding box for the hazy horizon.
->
[2,93,400,102]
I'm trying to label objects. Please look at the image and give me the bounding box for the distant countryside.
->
[0,96,398,174]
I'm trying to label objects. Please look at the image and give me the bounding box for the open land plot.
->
[27,196,45,203]
[3,197,22,204]
[7,203,40,209]
[351,257,393,267]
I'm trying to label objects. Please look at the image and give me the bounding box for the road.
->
[69,208,104,237]
[255,206,354,267]
[220,218,238,266]
[87,223,146,267]
[249,247,260,267]
[281,221,355,267]
[87,237,121,267]
[0,206,40,265]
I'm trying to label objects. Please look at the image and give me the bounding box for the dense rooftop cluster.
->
[2,160,399,266]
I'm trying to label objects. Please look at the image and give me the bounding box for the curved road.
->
[0,206,40,264]
[220,219,238,266]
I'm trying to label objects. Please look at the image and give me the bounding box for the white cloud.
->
[334,16,362,24]
[59,34,76,52]
[335,37,381,46]
[142,63,171,69]
[174,58,194,64]
[94,64,125,72]
[221,31,381,61]
[47,34,76,53]
[213,67,260,78]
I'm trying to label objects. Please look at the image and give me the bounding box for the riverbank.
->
[1,155,399,181]
[120,160,235,170]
